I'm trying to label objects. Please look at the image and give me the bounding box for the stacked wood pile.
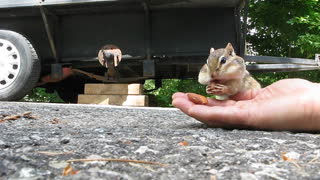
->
[78,84,148,107]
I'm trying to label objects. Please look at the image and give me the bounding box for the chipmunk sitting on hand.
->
[198,43,261,100]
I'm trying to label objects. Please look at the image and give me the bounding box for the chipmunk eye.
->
[220,57,227,64]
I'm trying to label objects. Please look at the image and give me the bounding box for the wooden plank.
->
[78,95,148,106]
[244,55,317,65]
[84,84,143,95]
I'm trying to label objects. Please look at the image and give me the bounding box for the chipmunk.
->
[198,43,261,100]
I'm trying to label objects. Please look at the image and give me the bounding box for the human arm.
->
[172,79,320,131]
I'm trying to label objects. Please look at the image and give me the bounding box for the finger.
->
[172,92,187,99]
[187,105,250,127]
[172,96,195,115]
[172,97,228,127]
[173,92,237,107]
[230,89,261,101]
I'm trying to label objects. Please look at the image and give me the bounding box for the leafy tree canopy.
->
[247,0,320,58]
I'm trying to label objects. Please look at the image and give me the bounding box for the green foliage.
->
[247,0,320,58]
[253,70,320,88]
[144,79,207,107]
[247,0,320,87]
[287,1,320,57]
[23,88,64,103]
[253,72,288,87]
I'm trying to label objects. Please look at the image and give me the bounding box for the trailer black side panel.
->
[0,3,238,65]
[56,6,237,60]
[60,11,146,58]
[151,8,236,56]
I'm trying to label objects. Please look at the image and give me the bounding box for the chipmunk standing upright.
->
[198,43,261,100]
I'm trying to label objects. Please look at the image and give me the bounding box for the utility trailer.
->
[0,0,318,102]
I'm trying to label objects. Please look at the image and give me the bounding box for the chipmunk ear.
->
[210,48,215,54]
[225,43,236,56]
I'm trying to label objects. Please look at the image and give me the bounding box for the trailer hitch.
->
[98,44,122,80]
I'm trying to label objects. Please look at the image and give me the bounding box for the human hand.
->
[172,79,320,131]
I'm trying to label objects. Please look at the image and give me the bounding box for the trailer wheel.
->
[0,30,40,101]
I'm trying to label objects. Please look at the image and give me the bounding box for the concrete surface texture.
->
[0,102,320,179]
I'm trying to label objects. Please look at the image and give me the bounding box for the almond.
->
[187,93,208,105]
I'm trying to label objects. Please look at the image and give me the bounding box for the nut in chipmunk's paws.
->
[187,93,208,105]
[206,84,229,95]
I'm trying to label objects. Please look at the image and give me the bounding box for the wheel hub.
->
[0,39,21,90]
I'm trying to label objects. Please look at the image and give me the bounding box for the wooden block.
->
[84,84,143,95]
[78,94,148,106]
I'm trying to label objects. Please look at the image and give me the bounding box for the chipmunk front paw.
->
[206,84,229,95]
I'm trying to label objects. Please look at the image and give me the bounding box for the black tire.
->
[0,30,40,101]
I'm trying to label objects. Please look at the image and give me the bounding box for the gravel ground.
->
[1,101,320,180]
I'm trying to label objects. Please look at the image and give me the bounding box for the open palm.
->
[172,79,320,131]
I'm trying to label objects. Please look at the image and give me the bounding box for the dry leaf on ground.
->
[281,152,302,169]
[67,158,168,167]
[22,112,38,119]
[178,141,189,146]
[62,163,80,176]
[0,112,38,122]
[3,115,21,121]
[50,118,60,124]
